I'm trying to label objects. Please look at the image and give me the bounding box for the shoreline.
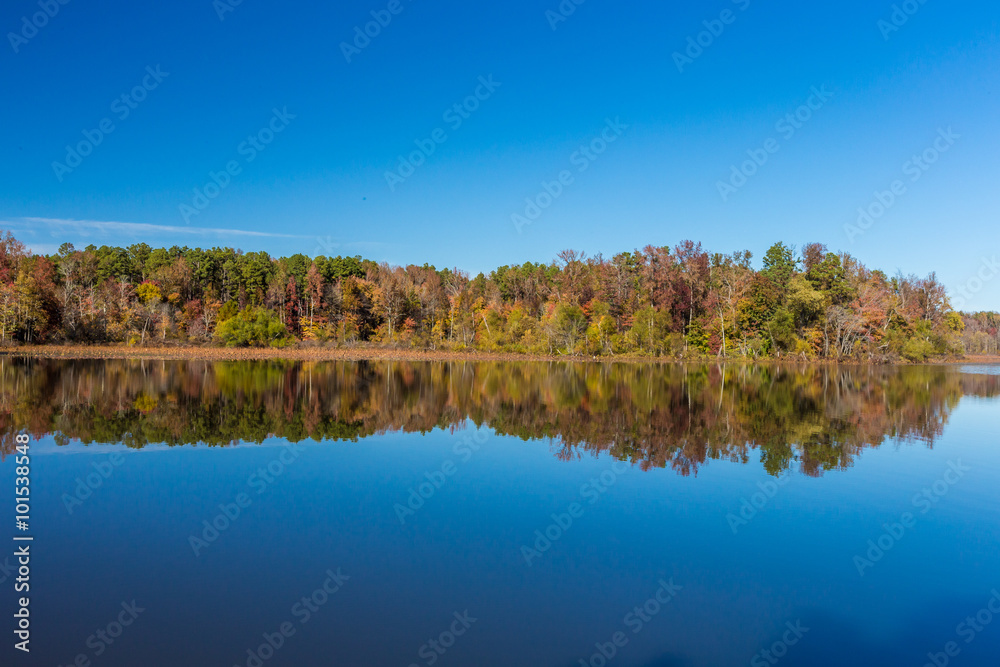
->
[2,344,998,365]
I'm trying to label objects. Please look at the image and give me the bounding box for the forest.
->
[1,230,998,361]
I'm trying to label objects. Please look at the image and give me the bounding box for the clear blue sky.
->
[2,0,999,308]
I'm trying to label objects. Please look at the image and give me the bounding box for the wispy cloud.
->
[3,217,308,240]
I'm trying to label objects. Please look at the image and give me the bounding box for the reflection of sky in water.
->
[1,365,999,666]
[1,410,998,666]
[958,363,1000,375]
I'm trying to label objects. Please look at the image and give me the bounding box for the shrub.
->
[214,307,291,348]
[902,337,935,362]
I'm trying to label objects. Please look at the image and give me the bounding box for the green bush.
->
[902,337,935,362]
[768,308,796,352]
[214,307,292,348]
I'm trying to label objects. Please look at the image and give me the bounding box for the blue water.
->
[3,377,1000,666]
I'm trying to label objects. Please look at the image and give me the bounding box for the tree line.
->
[1,230,997,360]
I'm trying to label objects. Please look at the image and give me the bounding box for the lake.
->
[2,359,1000,666]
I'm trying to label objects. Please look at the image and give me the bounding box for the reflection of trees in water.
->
[1,358,997,476]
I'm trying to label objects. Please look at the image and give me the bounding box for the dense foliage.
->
[1,231,996,360]
[215,307,292,348]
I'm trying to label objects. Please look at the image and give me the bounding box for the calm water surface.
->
[2,359,999,666]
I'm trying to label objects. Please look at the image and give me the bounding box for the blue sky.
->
[2,0,999,308]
